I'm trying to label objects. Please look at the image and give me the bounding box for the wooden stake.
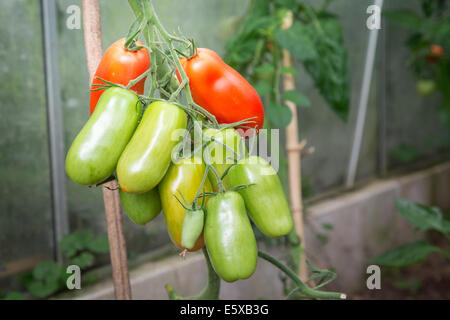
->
[82,0,132,300]
[282,11,308,283]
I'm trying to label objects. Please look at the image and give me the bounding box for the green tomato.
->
[228,156,293,238]
[181,209,205,250]
[65,87,142,186]
[203,128,247,190]
[119,188,161,226]
[117,101,187,193]
[416,79,436,96]
[159,157,212,252]
[205,191,258,282]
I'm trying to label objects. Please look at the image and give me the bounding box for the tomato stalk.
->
[166,248,221,300]
[258,251,346,300]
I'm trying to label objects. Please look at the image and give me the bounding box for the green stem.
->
[258,251,346,300]
[126,68,150,89]
[166,248,221,300]
[207,164,225,193]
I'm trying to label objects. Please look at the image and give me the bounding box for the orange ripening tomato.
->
[427,44,444,63]
[430,44,444,57]
[89,38,150,114]
[177,48,264,135]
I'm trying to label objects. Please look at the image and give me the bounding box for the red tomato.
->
[430,44,444,57]
[427,44,444,63]
[177,48,264,135]
[89,38,150,114]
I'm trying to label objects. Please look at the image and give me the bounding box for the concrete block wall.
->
[58,162,450,300]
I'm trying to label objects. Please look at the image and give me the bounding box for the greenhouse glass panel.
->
[384,0,450,171]
[0,0,54,283]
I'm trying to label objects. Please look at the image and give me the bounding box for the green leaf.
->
[4,292,25,300]
[253,81,271,96]
[274,0,297,7]
[267,102,292,128]
[254,63,275,82]
[275,18,350,120]
[395,280,421,294]
[59,230,94,258]
[71,252,95,270]
[321,223,333,231]
[283,90,311,107]
[32,261,61,283]
[280,66,298,75]
[389,144,420,164]
[383,9,423,31]
[275,22,316,61]
[27,280,60,298]
[395,199,450,235]
[371,241,438,267]
[87,236,110,254]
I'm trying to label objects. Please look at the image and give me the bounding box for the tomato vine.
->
[122,0,346,300]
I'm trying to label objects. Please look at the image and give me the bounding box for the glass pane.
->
[0,0,54,285]
[297,0,378,196]
[384,0,450,170]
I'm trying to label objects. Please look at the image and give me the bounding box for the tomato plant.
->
[89,38,150,114]
[228,156,293,238]
[159,157,212,252]
[119,188,161,225]
[65,87,142,186]
[178,48,264,133]
[117,101,187,193]
[64,0,346,302]
[204,191,258,282]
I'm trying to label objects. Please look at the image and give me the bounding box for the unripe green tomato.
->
[181,209,205,250]
[117,101,187,193]
[205,191,258,282]
[159,157,212,252]
[416,79,436,96]
[65,87,142,186]
[203,128,247,190]
[228,156,293,238]
[119,188,161,226]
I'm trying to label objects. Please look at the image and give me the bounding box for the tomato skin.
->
[90,38,150,114]
[416,79,436,96]
[119,188,161,226]
[228,156,293,238]
[159,158,212,252]
[181,209,204,250]
[65,87,142,186]
[205,191,258,282]
[203,128,247,190]
[178,48,264,133]
[427,44,444,63]
[117,101,187,193]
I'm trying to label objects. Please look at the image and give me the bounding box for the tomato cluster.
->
[66,40,292,282]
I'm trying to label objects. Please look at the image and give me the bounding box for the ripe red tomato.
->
[89,38,150,114]
[178,48,264,134]
[426,44,444,63]
[430,44,444,57]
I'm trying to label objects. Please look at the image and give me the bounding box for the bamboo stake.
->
[282,11,308,283]
[82,0,132,300]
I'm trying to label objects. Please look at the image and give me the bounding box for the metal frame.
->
[346,0,384,188]
[41,0,69,262]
